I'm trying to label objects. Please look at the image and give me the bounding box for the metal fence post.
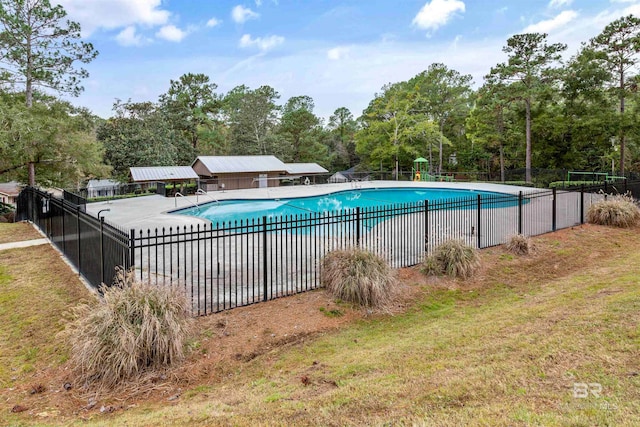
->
[355,207,361,246]
[580,184,585,224]
[129,229,136,271]
[77,205,81,276]
[262,216,268,302]
[476,194,481,249]
[61,199,66,253]
[424,200,429,251]
[552,188,557,232]
[518,191,523,235]
[100,217,105,285]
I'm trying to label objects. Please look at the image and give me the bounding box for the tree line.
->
[1,0,640,187]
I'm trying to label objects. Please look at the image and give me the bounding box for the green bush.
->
[586,195,640,228]
[66,268,194,388]
[422,239,480,279]
[502,181,537,187]
[88,192,154,203]
[505,234,536,256]
[321,248,397,309]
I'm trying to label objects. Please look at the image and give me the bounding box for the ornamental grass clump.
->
[586,194,640,228]
[506,234,536,256]
[422,239,480,279]
[66,268,193,388]
[321,248,397,309]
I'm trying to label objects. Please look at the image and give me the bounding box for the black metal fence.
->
[16,187,131,289]
[16,181,640,315]
[63,189,87,212]
[129,185,616,315]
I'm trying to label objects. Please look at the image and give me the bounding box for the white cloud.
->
[206,17,222,28]
[232,5,259,24]
[412,0,465,32]
[549,0,573,8]
[255,0,263,6]
[327,46,351,60]
[239,34,284,51]
[523,10,578,33]
[115,26,144,46]
[56,0,170,35]
[622,3,640,15]
[156,25,188,42]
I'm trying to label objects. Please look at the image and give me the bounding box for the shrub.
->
[422,239,480,279]
[586,194,640,228]
[505,234,536,256]
[66,268,193,388]
[503,181,537,187]
[321,248,397,309]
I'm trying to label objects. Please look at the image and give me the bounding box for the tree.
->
[409,63,473,174]
[0,91,108,187]
[0,0,98,185]
[327,107,358,170]
[558,47,616,171]
[98,100,192,181]
[223,85,281,156]
[278,95,328,163]
[487,33,566,182]
[356,81,442,177]
[158,73,221,152]
[590,15,640,175]
[466,83,511,181]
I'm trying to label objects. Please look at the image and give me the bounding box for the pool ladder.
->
[174,192,200,208]
[195,189,220,207]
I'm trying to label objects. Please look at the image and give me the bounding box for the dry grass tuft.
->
[586,194,640,227]
[321,248,397,310]
[505,234,536,256]
[65,268,194,389]
[422,239,480,279]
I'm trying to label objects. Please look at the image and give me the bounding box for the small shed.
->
[192,156,289,190]
[86,179,120,198]
[328,167,368,183]
[285,163,329,184]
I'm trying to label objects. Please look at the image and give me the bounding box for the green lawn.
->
[1,223,639,426]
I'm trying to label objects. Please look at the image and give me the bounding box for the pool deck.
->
[86,181,539,231]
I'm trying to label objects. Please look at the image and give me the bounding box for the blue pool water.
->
[175,187,511,225]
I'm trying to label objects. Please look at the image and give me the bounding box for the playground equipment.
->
[412,157,454,182]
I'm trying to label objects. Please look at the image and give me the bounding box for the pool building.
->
[192,155,328,191]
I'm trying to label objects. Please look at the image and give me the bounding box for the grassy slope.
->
[0,221,42,244]
[80,226,640,427]
[1,223,639,426]
[0,224,93,426]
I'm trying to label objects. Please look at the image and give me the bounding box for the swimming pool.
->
[175,187,514,225]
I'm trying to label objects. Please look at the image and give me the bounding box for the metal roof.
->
[193,156,288,174]
[285,163,329,175]
[130,166,199,182]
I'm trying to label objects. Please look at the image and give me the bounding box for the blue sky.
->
[54,0,640,121]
